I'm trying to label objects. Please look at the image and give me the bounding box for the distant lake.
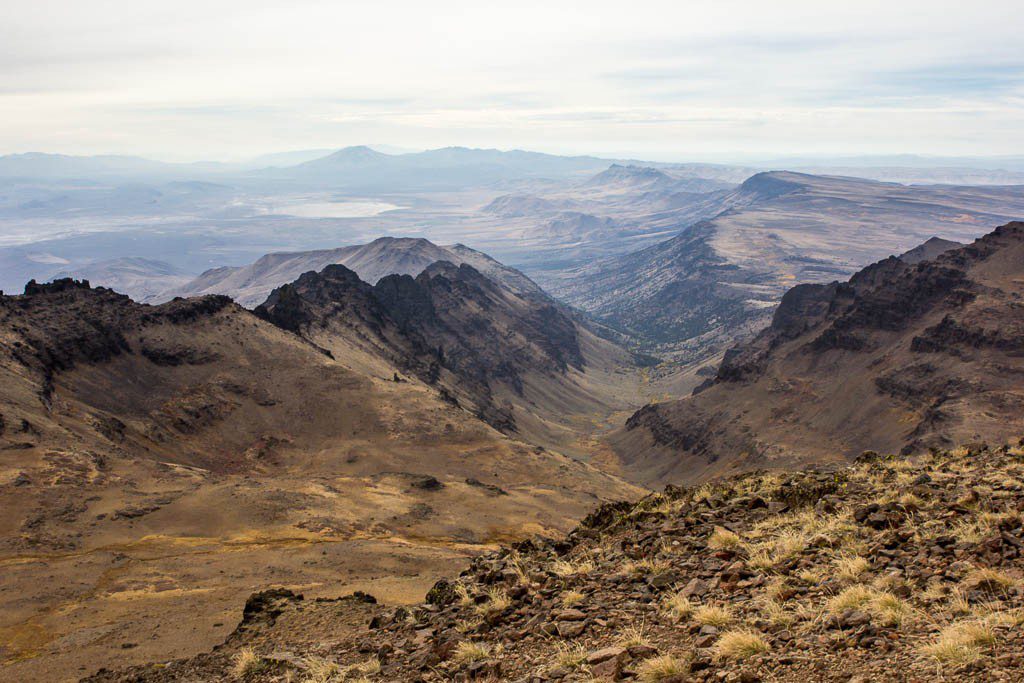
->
[271,201,404,218]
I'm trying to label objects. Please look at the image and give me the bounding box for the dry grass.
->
[505,550,532,585]
[715,629,770,660]
[555,641,588,670]
[963,567,1017,594]
[746,528,812,570]
[826,585,877,613]
[797,568,823,584]
[872,592,915,627]
[231,648,265,678]
[919,618,1000,666]
[621,557,673,576]
[453,641,494,664]
[561,590,585,607]
[693,603,733,628]
[646,494,685,516]
[552,556,596,577]
[707,526,743,550]
[759,600,796,628]
[898,492,927,510]
[616,623,652,648]
[473,587,511,615]
[948,588,973,616]
[951,512,1011,544]
[351,657,381,677]
[834,554,871,583]
[301,656,339,683]
[826,585,915,627]
[922,580,948,603]
[455,582,474,608]
[636,654,690,682]
[661,591,694,621]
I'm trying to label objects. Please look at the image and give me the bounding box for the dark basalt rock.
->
[23,277,92,295]
[465,478,509,496]
[254,258,583,435]
[912,315,1024,355]
[232,588,303,636]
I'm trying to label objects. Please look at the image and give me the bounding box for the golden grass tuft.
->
[826,585,877,613]
[455,582,474,608]
[707,526,743,550]
[621,557,673,576]
[919,618,1001,666]
[963,567,1017,594]
[453,640,494,663]
[231,648,265,678]
[561,590,585,607]
[301,656,339,683]
[825,585,916,627]
[660,591,694,621]
[834,554,871,583]
[759,599,796,628]
[872,592,915,627]
[692,603,733,628]
[616,623,652,648]
[636,654,690,682]
[555,641,588,670]
[473,587,511,615]
[552,556,596,577]
[715,629,770,660]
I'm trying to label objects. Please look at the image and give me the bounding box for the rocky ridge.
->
[86,442,1024,682]
[613,222,1024,485]
[254,260,589,433]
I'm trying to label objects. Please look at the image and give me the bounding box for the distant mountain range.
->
[0,147,625,187]
[549,171,1024,359]
[161,237,545,307]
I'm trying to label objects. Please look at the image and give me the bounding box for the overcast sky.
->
[2,0,1022,161]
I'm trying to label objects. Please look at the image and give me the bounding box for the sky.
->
[2,0,1023,162]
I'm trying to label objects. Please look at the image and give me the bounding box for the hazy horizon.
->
[6,145,1024,170]
[3,0,1022,162]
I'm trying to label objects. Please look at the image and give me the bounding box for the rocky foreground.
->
[88,443,1024,682]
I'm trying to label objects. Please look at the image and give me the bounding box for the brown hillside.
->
[0,280,641,681]
[611,222,1024,486]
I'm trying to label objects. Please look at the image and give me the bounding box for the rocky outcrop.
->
[615,223,1024,484]
[84,443,1024,683]
[254,260,588,433]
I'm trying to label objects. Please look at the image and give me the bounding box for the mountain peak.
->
[310,145,389,165]
[737,171,804,199]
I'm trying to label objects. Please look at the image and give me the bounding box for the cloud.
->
[0,0,1022,159]
[871,63,1024,96]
